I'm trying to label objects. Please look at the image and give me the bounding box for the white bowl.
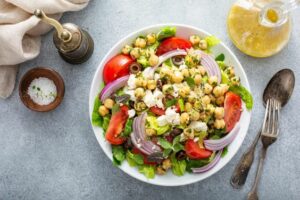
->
[89,24,251,186]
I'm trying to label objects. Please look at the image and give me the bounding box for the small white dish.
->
[89,24,251,186]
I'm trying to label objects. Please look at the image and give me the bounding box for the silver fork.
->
[247,98,281,200]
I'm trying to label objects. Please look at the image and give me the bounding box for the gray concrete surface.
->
[1,0,300,199]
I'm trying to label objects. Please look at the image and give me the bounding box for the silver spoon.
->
[230,68,295,189]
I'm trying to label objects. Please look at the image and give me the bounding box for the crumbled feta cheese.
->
[172,84,180,97]
[127,74,136,89]
[143,90,156,107]
[124,88,136,101]
[153,89,164,108]
[128,109,136,118]
[157,115,168,126]
[179,64,188,70]
[142,67,155,79]
[154,73,160,81]
[193,137,199,142]
[189,121,208,132]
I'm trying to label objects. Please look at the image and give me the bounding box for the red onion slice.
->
[204,123,240,151]
[191,149,223,173]
[100,75,130,102]
[131,112,161,155]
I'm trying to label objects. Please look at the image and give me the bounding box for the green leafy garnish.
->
[229,85,253,110]
[102,116,110,132]
[178,98,185,112]
[138,165,155,179]
[221,71,230,84]
[158,138,172,149]
[166,99,177,108]
[92,96,103,127]
[157,26,176,41]
[137,56,149,67]
[146,116,170,135]
[158,136,184,157]
[164,58,173,67]
[221,146,228,158]
[170,153,186,176]
[210,128,226,139]
[205,35,220,49]
[126,150,144,166]
[149,41,160,51]
[112,145,126,166]
[215,53,225,61]
[185,77,195,88]
[121,118,133,137]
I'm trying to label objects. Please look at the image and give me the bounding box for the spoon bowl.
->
[263,68,295,107]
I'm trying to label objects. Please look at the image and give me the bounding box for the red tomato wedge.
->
[224,92,242,133]
[156,37,192,56]
[132,147,157,165]
[185,139,212,159]
[149,106,165,116]
[103,54,134,84]
[105,105,129,145]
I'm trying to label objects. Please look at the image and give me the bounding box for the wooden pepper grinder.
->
[34,9,94,64]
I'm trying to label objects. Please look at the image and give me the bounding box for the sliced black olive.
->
[176,150,187,161]
[147,152,164,163]
[170,128,183,137]
[156,79,163,90]
[115,94,131,104]
[123,138,133,150]
[129,62,142,74]
[172,56,184,66]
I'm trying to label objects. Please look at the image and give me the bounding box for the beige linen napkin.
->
[0,0,89,99]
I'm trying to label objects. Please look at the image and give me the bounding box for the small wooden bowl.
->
[19,67,65,112]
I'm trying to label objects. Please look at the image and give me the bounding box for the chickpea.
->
[189,110,200,121]
[189,35,201,45]
[135,78,142,87]
[185,102,193,112]
[134,88,145,98]
[199,39,208,50]
[146,33,156,45]
[198,66,206,76]
[122,45,132,55]
[172,71,184,83]
[180,112,190,124]
[199,112,207,121]
[189,68,197,76]
[149,54,159,66]
[184,127,195,139]
[156,166,166,175]
[216,96,225,106]
[209,94,216,104]
[134,101,147,112]
[208,76,218,85]
[213,86,223,97]
[194,74,202,85]
[104,98,114,109]
[160,67,171,77]
[220,84,229,95]
[162,159,172,170]
[147,80,156,90]
[201,95,211,105]
[146,128,156,136]
[206,104,215,114]
[181,68,190,77]
[98,105,109,116]
[162,84,173,94]
[179,87,189,97]
[188,92,197,103]
[134,37,146,48]
[203,83,213,94]
[130,47,141,59]
[214,119,226,129]
[214,107,225,119]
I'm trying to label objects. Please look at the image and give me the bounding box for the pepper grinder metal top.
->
[34,9,94,64]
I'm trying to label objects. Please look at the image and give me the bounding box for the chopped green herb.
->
[158,138,172,149]
[178,98,185,112]
[166,99,177,108]
[215,53,225,61]
[185,77,195,88]
[121,118,133,137]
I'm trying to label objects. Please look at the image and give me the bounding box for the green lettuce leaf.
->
[137,56,149,67]
[126,150,144,166]
[146,116,170,135]
[102,116,110,132]
[121,118,133,137]
[157,26,176,41]
[170,153,186,176]
[112,145,126,166]
[205,35,220,48]
[92,96,103,127]
[138,165,155,179]
[229,85,253,110]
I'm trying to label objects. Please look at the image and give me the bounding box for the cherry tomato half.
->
[156,37,192,56]
[185,139,212,159]
[105,105,129,145]
[103,54,134,84]
[149,106,165,116]
[224,91,242,133]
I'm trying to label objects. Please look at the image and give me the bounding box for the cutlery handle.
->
[230,130,261,189]
[247,147,268,200]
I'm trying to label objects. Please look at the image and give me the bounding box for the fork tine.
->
[261,99,270,133]
[271,99,276,135]
[274,100,280,136]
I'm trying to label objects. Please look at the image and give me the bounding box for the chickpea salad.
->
[92,27,253,179]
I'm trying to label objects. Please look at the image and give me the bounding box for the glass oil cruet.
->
[227,0,300,57]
